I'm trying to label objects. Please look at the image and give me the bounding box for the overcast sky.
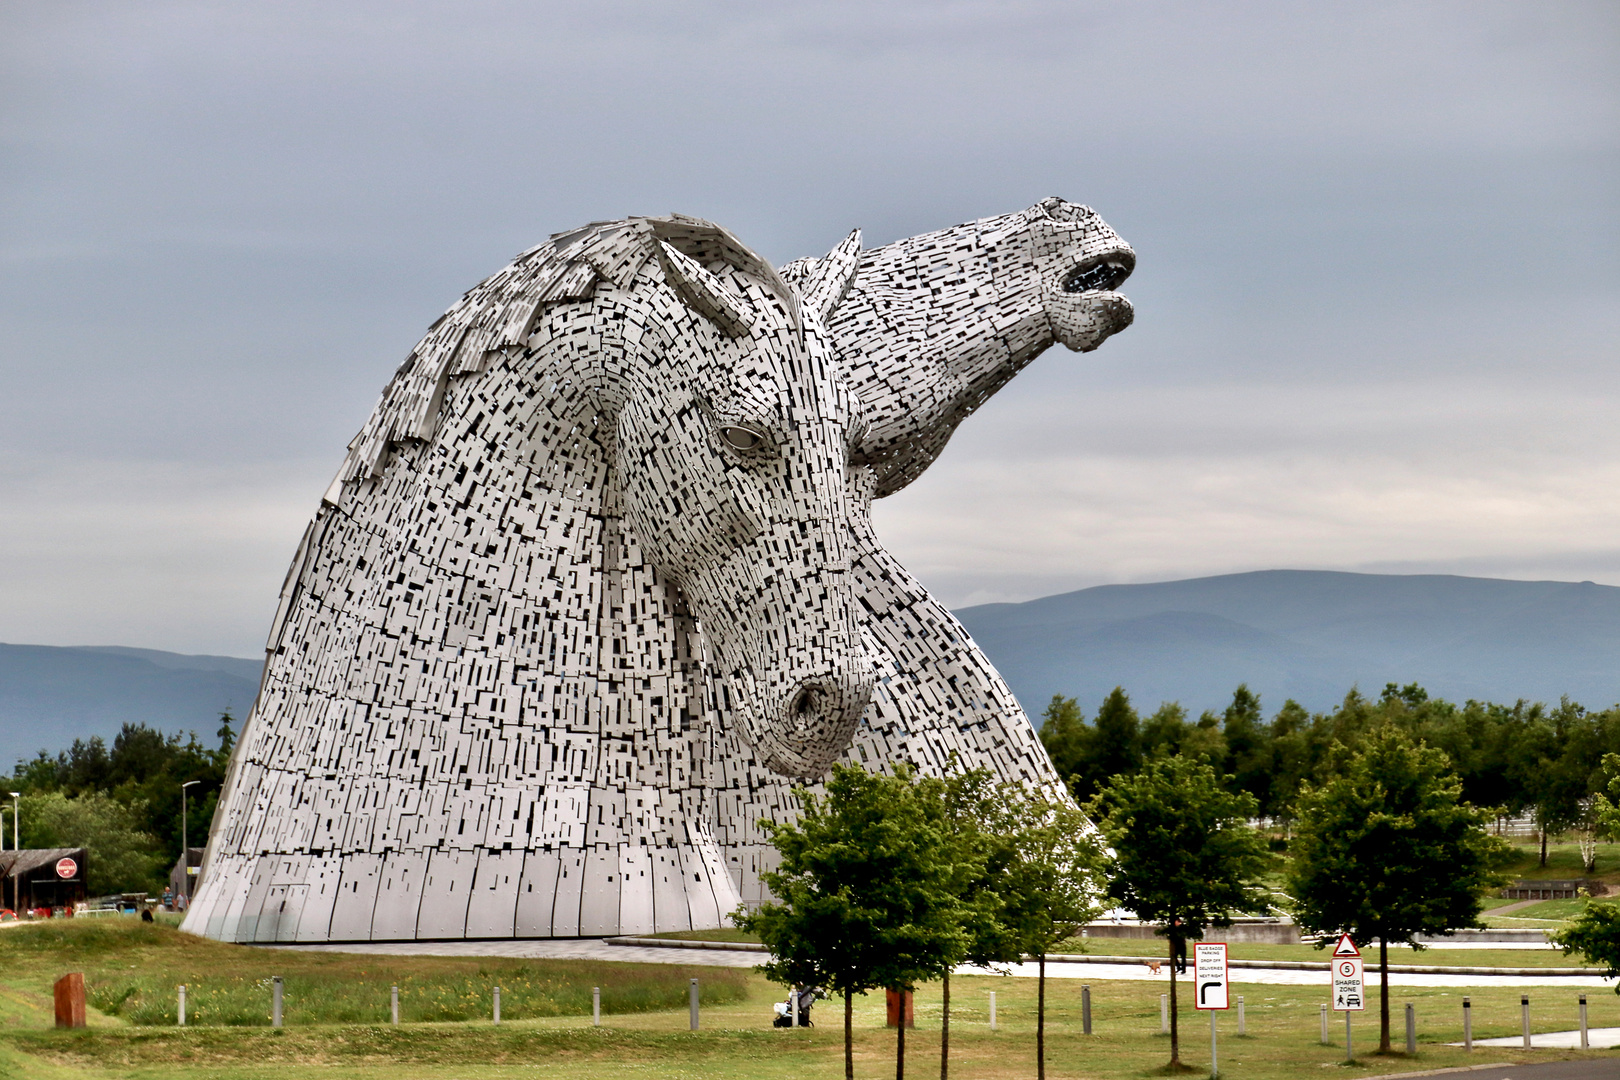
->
[2,1,1616,658]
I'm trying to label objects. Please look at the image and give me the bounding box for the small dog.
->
[1145,960,1162,974]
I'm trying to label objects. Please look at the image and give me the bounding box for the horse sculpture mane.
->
[186,201,1135,943]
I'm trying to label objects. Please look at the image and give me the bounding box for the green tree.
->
[1287,727,1510,1053]
[21,791,162,895]
[734,763,976,1080]
[1083,688,1142,799]
[1038,696,1089,797]
[1553,901,1620,986]
[993,790,1107,1080]
[1087,756,1272,1070]
[934,768,1023,1080]
[1222,685,1274,814]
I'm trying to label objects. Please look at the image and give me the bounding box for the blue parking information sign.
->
[1331,934,1365,1011]
[1194,943,1229,1010]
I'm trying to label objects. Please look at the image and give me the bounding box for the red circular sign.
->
[55,858,78,879]
[1338,960,1356,977]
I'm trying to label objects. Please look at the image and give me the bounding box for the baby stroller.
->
[772,987,820,1027]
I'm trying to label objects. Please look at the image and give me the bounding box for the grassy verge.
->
[0,920,745,1028]
[3,967,1617,1080]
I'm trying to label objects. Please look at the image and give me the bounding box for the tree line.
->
[736,719,1562,1079]
[1040,681,1620,865]
[0,715,235,896]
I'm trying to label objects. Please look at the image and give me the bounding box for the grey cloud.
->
[0,0,1615,654]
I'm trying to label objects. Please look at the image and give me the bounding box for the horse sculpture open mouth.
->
[185,197,1135,943]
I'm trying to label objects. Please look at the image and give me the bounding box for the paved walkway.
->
[265,939,1619,989]
[1454,1027,1620,1050]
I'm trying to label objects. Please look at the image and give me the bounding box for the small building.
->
[168,847,204,907]
[1501,878,1595,900]
[0,848,89,913]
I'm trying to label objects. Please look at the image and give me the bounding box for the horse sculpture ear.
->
[656,241,754,338]
[797,229,862,323]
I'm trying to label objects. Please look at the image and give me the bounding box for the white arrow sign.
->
[1194,942,1229,1010]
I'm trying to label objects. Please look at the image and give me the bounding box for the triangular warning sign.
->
[1332,934,1361,958]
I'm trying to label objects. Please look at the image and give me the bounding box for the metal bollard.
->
[1521,994,1530,1049]
[1237,995,1245,1036]
[689,978,699,1031]
[391,985,399,1025]
[1580,994,1589,1050]
[1463,997,1471,1051]
[178,985,186,1027]
[1405,1002,1415,1055]
[1320,1003,1328,1045]
[593,986,600,1026]
[1082,984,1092,1035]
[989,991,997,1031]
[1161,993,1168,1035]
[272,976,283,1028]
[493,985,501,1026]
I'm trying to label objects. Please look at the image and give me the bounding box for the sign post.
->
[1194,943,1229,1079]
[1330,934,1365,1061]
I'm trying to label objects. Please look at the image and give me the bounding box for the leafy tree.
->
[1287,727,1510,1053]
[1088,756,1272,1069]
[1038,696,1088,795]
[1085,688,1142,798]
[8,714,235,873]
[1141,702,1189,759]
[734,763,976,1080]
[20,791,162,895]
[992,790,1107,1080]
[1222,685,1274,814]
[1553,901,1620,986]
[934,768,1022,1080]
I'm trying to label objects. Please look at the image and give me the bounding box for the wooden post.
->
[885,988,914,1028]
[54,973,86,1029]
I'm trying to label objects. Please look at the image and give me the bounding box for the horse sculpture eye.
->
[721,426,764,451]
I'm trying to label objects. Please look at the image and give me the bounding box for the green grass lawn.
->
[1,920,1617,1080]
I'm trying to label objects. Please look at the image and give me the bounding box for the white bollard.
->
[1580,994,1589,1050]
[272,976,283,1028]
[989,991,997,1031]
[689,978,699,1031]
[593,986,600,1026]
[1237,995,1245,1036]
[178,985,186,1026]
[1320,1003,1328,1045]
[1161,993,1168,1035]
[790,987,798,1028]
[493,985,501,1026]
[1521,995,1530,1050]
[391,985,399,1025]
[1463,997,1472,1051]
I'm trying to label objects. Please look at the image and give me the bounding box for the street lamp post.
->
[180,781,200,903]
[8,793,18,914]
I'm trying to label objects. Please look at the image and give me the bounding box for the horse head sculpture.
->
[187,200,1134,942]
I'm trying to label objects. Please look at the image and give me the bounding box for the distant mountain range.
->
[955,570,1620,718]
[0,645,262,769]
[5,570,1619,768]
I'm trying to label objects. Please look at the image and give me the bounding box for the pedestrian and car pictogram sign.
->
[1331,934,1364,1011]
[1194,942,1229,1010]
